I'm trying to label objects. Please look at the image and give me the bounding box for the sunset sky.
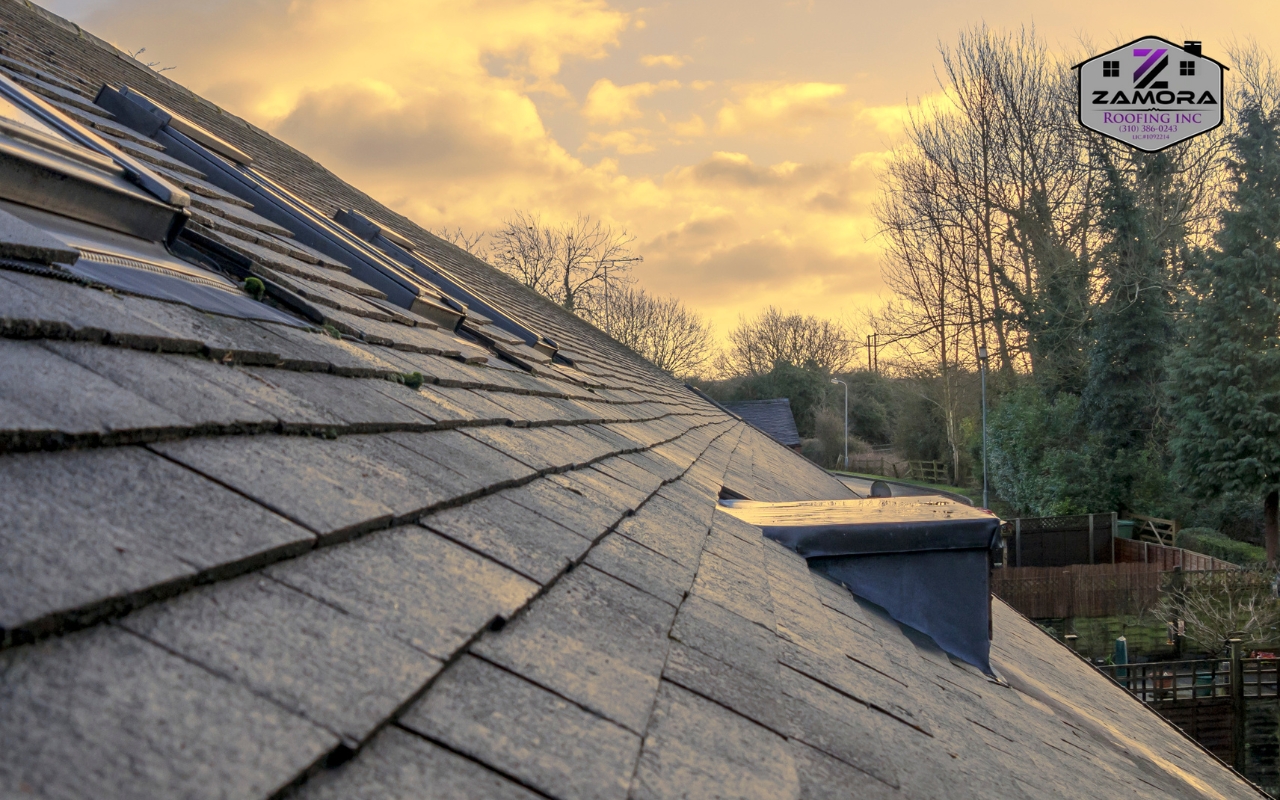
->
[42,0,1280,342]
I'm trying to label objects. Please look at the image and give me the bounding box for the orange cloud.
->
[581,78,681,124]
[64,0,899,345]
[716,81,850,135]
[640,53,689,68]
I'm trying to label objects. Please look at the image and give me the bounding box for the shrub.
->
[1175,527,1267,565]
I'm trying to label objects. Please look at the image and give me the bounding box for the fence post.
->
[1111,512,1117,564]
[1015,519,1022,567]
[1231,638,1246,772]
[1089,515,1095,565]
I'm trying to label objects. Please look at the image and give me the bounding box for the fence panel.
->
[991,563,1170,618]
[1006,514,1114,568]
[1114,539,1235,571]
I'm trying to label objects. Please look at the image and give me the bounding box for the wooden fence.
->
[1115,538,1236,571]
[991,563,1168,619]
[1005,513,1115,567]
[1095,656,1280,785]
[846,455,907,478]
[906,460,949,483]
[1131,513,1179,546]
[1003,514,1236,571]
[844,457,953,485]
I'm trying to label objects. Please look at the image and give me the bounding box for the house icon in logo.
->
[1076,36,1227,151]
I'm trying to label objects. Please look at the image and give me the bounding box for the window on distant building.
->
[1103,61,1119,77]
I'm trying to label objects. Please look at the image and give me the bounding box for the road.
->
[836,475,973,505]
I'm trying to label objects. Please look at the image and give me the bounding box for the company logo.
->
[1076,36,1226,151]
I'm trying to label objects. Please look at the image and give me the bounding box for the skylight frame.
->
[95,83,565,364]
[332,207,560,358]
[0,75,190,243]
[0,73,189,210]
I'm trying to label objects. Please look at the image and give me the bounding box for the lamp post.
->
[830,377,848,471]
[978,345,988,509]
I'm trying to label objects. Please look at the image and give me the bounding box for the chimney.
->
[1184,41,1202,57]
[720,496,1003,674]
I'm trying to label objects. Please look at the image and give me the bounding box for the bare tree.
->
[126,47,175,73]
[609,287,713,378]
[1156,569,1280,652]
[490,211,639,325]
[876,25,1232,397]
[718,307,855,376]
[432,226,488,258]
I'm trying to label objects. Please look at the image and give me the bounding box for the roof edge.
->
[1070,34,1230,70]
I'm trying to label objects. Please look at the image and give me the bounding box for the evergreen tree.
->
[1078,153,1173,508]
[1170,103,1280,560]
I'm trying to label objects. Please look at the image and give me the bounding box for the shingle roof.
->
[0,3,1265,798]
[722,397,803,448]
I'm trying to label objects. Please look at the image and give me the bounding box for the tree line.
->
[435,212,869,385]
[876,27,1280,555]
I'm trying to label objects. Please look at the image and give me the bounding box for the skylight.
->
[0,73,186,241]
[96,84,566,366]
[0,74,300,324]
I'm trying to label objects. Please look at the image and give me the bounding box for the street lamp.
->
[830,377,848,471]
[978,345,989,509]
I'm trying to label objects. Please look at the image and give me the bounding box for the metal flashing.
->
[720,497,1002,674]
[94,84,254,165]
[334,207,559,359]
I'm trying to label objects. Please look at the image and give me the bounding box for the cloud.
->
[62,0,896,347]
[581,78,681,124]
[662,113,707,136]
[640,53,689,68]
[580,128,657,154]
[716,81,850,135]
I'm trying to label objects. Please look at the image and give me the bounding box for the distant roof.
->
[723,398,802,447]
[0,2,1266,798]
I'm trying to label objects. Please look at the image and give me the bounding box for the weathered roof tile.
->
[630,682,800,800]
[0,625,336,799]
[400,654,641,800]
[472,564,676,734]
[421,493,590,584]
[294,726,542,800]
[119,573,440,747]
[0,446,313,645]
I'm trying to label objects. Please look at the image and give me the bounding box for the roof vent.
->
[720,496,1002,674]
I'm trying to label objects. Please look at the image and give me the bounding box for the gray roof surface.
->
[0,3,1265,798]
[722,398,803,448]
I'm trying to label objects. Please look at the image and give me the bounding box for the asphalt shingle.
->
[400,655,641,800]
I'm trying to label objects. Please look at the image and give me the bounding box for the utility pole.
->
[830,377,848,470]
[598,256,643,336]
[979,345,989,509]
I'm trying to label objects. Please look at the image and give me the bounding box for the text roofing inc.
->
[0,2,1266,798]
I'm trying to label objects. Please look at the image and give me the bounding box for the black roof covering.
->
[722,397,802,448]
[0,3,1266,798]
